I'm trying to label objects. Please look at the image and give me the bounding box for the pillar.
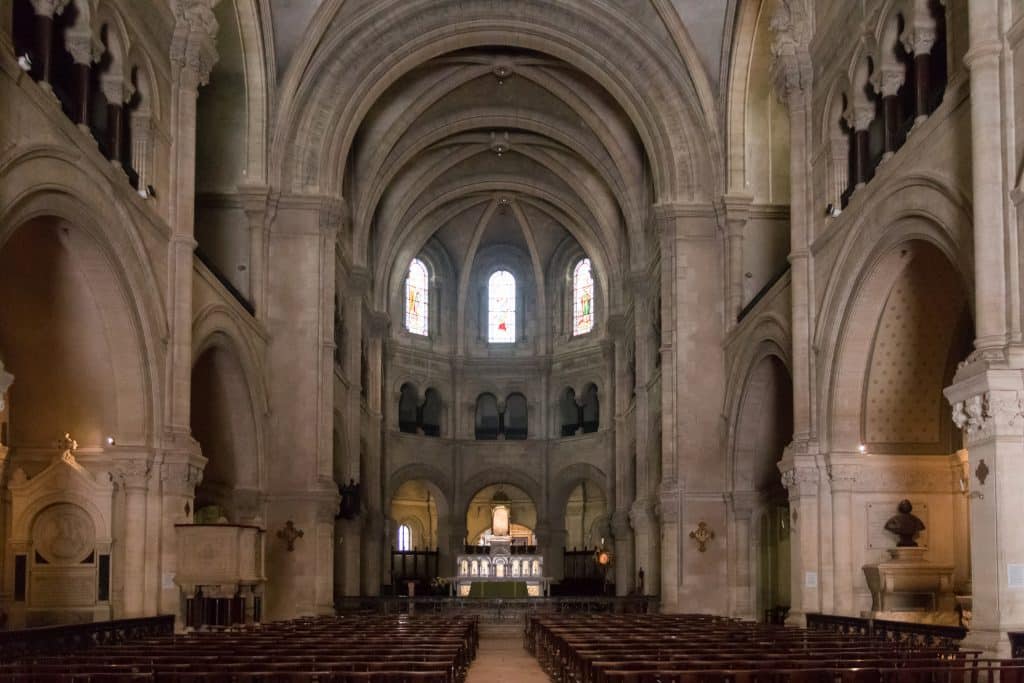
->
[727,493,756,619]
[778,451,821,626]
[158,460,203,627]
[117,460,151,618]
[945,374,1024,657]
[901,20,936,124]
[611,511,634,596]
[361,314,387,595]
[872,66,905,160]
[27,0,68,90]
[63,27,97,131]
[719,195,752,328]
[827,459,858,615]
[610,314,635,595]
[99,73,134,167]
[844,103,874,190]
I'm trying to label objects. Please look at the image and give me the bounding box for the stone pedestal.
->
[862,547,956,621]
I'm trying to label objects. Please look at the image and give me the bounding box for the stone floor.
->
[465,622,549,682]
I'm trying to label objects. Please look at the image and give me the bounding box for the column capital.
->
[872,64,907,98]
[944,357,1024,445]
[844,101,876,132]
[778,451,820,497]
[112,458,152,491]
[30,0,69,18]
[900,21,937,57]
[64,26,102,66]
[170,0,219,90]
[160,460,203,498]
[826,462,859,492]
[99,72,134,104]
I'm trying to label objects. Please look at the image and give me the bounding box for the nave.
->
[1,610,1023,682]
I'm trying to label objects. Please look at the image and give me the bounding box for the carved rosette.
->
[951,390,1024,445]
[170,0,219,90]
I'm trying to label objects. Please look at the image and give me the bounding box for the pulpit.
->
[174,524,265,629]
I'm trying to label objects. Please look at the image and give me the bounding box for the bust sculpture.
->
[884,499,925,547]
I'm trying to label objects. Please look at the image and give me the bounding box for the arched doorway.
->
[561,482,610,595]
[733,353,793,622]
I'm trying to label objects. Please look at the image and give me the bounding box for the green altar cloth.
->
[467,581,530,598]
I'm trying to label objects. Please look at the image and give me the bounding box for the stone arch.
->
[731,350,793,493]
[460,469,545,522]
[271,0,719,233]
[550,462,609,524]
[388,464,452,511]
[0,183,162,446]
[815,176,973,454]
[189,333,264,521]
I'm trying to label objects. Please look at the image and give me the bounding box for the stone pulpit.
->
[174,523,265,629]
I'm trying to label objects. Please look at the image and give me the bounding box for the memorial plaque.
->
[31,568,96,607]
[32,503,95,565]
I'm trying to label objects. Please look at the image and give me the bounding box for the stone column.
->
[610,511,634,596]
[901,19,937,125]
[63,26,99,131]
[237,186,271,316]
[27,0,69,90]
[167,1,218,436]
[826,459,858,615]
[727,493,756,619]
[116,460,152,618]
[0,365,12,597]
[100,73,133,166]
[963,0,1010,350]
[844,103,874,191]
[779,451,821,625]
[159,459,203,626]
[609,314,635,595]
[718,195,752,328]
[362,314,387,595]
[945,370,1024,657]
[871,65,906,161]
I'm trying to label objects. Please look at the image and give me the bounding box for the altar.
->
[453,488,548,597]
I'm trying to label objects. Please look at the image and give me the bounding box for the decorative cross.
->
[689,521,715,553]
[277,520,304,552]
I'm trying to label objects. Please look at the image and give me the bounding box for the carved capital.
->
[844,101,876,132]
[30,0,70,18]
[901,22,937,56]
[100,72,134,105]
[64,27,103,66]
[780,464,819,497]
[161,461,203,497]
[951,391,1024,444]
[170,0,219,90]
[113,459,152,491]
[872,64,907,98]
[610,510,633,537]
[319,197,349,237]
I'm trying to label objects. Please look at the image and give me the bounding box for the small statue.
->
[337,479,361,520]
[884,499,926,547]
[58,432,78,464]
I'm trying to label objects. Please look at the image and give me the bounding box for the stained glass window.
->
[573,258,594,335]
[397,524,412,551]
[405,258,429,336]
[487,270,516,343]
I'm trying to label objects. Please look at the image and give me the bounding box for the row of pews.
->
[526,613,1024,682]
[0,614,478,682]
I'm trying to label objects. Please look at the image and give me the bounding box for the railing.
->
[194,247,255,316]
[335,595,657,620]
[0,615,175,662]
[806,613,966,649]
[737,263,791,323]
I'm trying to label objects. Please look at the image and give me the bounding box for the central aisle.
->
[465,622,549,682]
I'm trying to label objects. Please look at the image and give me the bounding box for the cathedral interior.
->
[1,0,1024,665]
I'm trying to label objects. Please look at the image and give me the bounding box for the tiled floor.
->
[465,622,549,682]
